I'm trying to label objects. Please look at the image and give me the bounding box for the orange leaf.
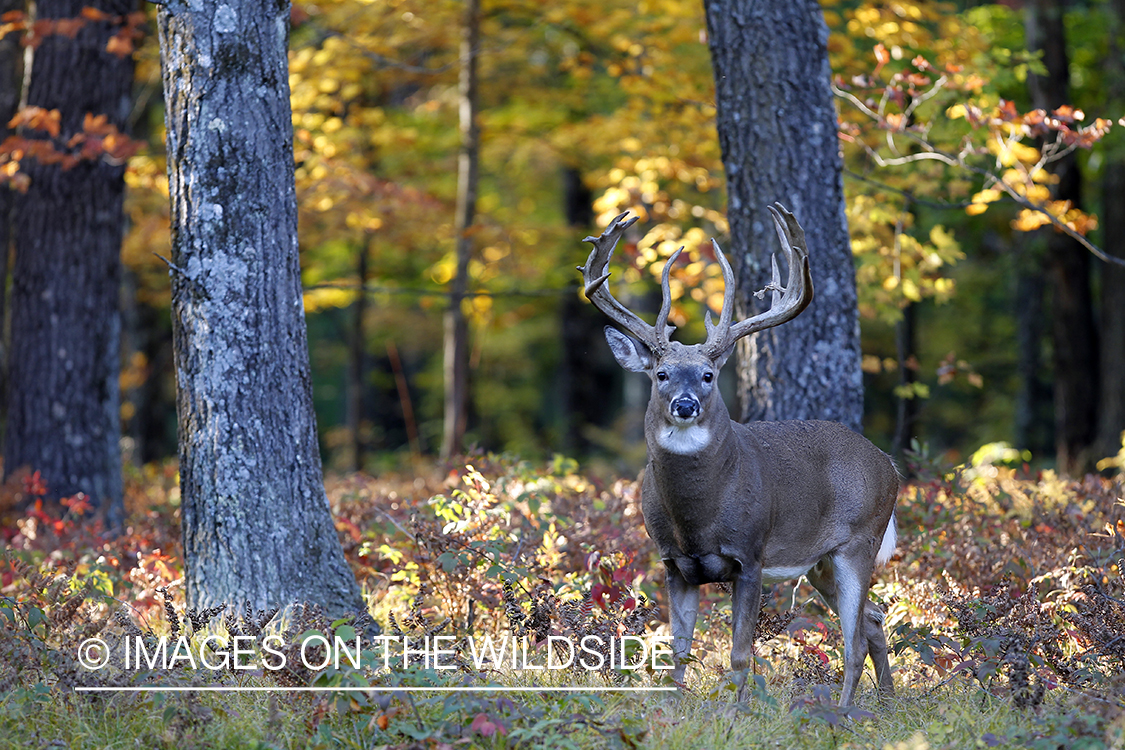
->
[55,17,84,38]
[30,18,54,37]
[83,112,112,135]
[9,106,61,137]
[105,31,132,58]
[874,43,890,67]
[80,6,109,21]
[1052,104,1083,123]
[883,113,906,131]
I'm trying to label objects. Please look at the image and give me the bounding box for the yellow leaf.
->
[303,286,357,313]
[970,188,1002,204]
[1011,209,1049,232]
[902,278,921,302]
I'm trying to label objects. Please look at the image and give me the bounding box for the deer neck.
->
[645,411,740,546]
[646,399,737,493]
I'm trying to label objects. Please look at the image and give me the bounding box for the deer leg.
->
[826,548,875,707]
[807,559,894,701]
[863,602,894,698]
[666,565,699,685]
[805,559,891,701]
[730,563,763,700]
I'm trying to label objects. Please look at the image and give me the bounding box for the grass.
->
[1,634,1120,749]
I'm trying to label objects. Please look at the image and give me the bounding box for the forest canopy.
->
[0,0,1091,475]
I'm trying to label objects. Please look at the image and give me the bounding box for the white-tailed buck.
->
[578,204,898,706]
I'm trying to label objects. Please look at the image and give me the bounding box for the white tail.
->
[579,205,899,707]
[876,513,897,567]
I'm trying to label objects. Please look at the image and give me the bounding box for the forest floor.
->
[1,447,1124,749]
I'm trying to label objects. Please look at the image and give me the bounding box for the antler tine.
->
[703,237,737,345]
[654,246,683,343]
[578,212,669,353]
[704,202,814,359]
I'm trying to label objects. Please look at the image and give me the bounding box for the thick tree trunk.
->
[704,0,863,431]
[1027,0,1099,475]
[4,0,131,527]
[441,0,480,460]
[158,0,363,615]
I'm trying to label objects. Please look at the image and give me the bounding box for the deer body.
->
[581,206,898,706]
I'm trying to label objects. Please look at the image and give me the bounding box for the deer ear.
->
[604,327,653,372]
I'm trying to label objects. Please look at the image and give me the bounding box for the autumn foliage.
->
[3,451,1124,746]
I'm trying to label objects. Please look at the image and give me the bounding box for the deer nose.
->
[671,397,700,420]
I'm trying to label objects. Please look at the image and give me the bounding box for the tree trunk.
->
[1013,253,1053,455]
[0,0,22,435]
[892,302,917,465]
[348,243,368,472]
[704,0,863,431]
[441,0,480,460]
[1098,0,1125,462]
[0,0,22,455]
[4,0,131,527]
[158,0,363,616]
[1027,0,1099,475]
[1099,165,1125,460]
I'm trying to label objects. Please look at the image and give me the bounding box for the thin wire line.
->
[74,685,676,693]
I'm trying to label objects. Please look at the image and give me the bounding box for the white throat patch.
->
[657,424,711,454]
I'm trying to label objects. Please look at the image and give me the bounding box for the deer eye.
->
[702,372,714,384]
[656,371,668,382]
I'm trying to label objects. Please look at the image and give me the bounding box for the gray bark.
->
[158,0,363,615]
[4,0,131,527]
[704,0,863,431]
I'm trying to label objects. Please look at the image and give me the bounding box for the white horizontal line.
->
[74,686,676,693]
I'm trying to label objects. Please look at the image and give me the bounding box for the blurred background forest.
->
[4,0,1125,479]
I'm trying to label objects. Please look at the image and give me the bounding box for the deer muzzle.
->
[670,396,701,421]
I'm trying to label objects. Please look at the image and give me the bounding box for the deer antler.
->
[703,203,813,360]
[578,211,681,356]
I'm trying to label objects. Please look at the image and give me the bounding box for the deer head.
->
[579,204,812,443]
